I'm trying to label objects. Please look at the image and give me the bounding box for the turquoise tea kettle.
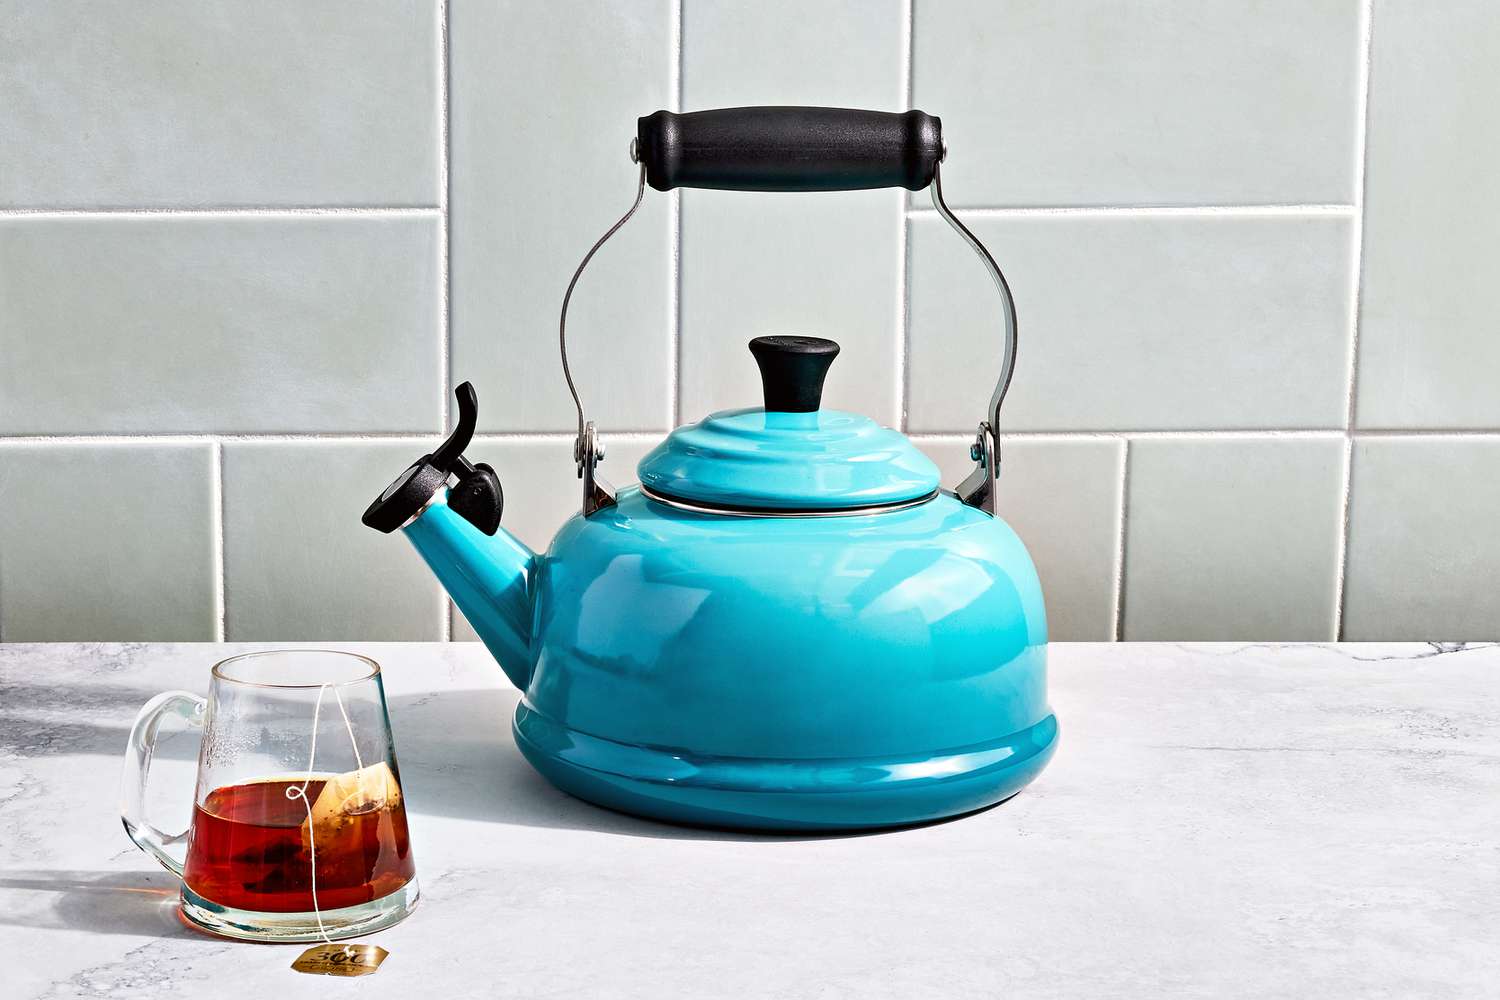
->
[364,107,1057,830]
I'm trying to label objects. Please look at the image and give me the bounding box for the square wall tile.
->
[0,0,438,207]
[912,0,1361,206]
[679,0,906,425]
[918,437,1124,640]
[1356,2,1500,429]
[1343,438,1500,639]
[680,190,903,423]
[449,0,673,433]
[452,434,659,641]
[682,0,904,108]
[0,216,441,434]
[0,443,216,640]
[222,441,447,641]
[1122,437,1345,640]
[908,214,1353,432]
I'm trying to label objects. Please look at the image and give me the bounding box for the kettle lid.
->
[636,337,940,513]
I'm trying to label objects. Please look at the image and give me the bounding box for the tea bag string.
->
[284,682,364,947]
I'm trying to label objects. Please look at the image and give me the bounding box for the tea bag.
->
[299,761,401,851]
[285,685,400,975]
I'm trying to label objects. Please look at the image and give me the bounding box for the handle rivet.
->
[629,137,640,163]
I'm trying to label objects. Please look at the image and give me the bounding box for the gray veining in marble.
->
[2,642,1497,998]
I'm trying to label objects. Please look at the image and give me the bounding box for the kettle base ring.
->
[512,706,1058,833]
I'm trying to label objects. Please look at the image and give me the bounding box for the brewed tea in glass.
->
[121,650,418,941]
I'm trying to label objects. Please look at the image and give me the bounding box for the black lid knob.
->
[748,336,840,412]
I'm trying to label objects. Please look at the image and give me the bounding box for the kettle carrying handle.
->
[636,108,943,193]
[561,106,1015,517]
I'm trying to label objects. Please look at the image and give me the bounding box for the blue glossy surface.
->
[637,407,940,510]
[405,502,534,690]
[402,486,1056,830]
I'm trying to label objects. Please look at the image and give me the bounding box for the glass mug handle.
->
[120,690,206,877]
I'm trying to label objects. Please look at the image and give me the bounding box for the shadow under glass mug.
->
[121,650,419,941]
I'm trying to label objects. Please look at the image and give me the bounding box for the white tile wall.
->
[682,190,904,423]
[911,0,1363,207]
[222,441,449,641]
[1343,437,1500,640]
[1121,437,1346,641]
[2,1,1496,642]
[0,443,217,640]
[448,0,674,433]
[907,214,1355,432]
[0,0,439,208]
[680,0,906,424]
[1355,1,1500,429]
[0,216,442,434]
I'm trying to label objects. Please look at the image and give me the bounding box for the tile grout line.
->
[912,428,1500,441]
[0,206,1356,223]
[906,204,1357,218]
[0,204,1354,221]
[670,0,684,429]
[439,0,454,643]
[1113,441,1131,642]
[916,429,1343,441]
[0,431,684,444]
[0,206,441,219]
[1334,436,1354,641]
[1333,0,1376,642]
[438,0,453,433]
[7,428,1500,446]
[897,0,914,431]
[212,442,227,642]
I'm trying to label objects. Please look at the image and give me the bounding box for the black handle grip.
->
[637,107,942,193]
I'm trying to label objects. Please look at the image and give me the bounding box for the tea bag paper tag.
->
[291,943,389,977]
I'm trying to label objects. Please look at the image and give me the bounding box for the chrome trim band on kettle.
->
[639,484,941,518]
[559,106,1019,517]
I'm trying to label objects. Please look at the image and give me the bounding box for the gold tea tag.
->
[291,943,389,977]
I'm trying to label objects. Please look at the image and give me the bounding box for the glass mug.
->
[121,650,419,941]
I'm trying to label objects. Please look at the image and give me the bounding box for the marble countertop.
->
[2,642,1496,999]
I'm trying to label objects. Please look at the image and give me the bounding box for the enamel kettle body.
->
[366,108,1058,830]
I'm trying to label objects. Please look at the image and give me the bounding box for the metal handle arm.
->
[929,160,1017,515]
[560,133,1017,517]
[559,161,645,515]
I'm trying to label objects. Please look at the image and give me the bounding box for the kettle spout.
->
[403,499,536,690]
